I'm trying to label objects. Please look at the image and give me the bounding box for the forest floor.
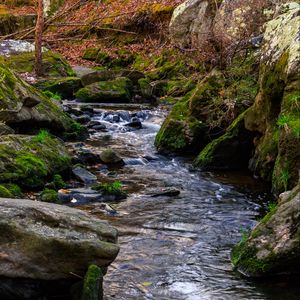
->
[1,0,183,66]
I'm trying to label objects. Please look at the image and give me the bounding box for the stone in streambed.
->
[150,188,181,197]
[72,166,97,184]
[75,114,91,124]
[58,187,126,204]
[100,149,124,165]
[0,198,119,280]
[35,77,82,99]
[125,117,142,129]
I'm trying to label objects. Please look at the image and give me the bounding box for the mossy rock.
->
[231,181,300,277]
[35,77,82,99]
[75,77,133,103]
[81,264,103,300]
[39,189,59,203]
[80,70,116,86]
[0,134,71,188]
[82,48,136,69]
[0,51,75,77]
[82,48,100,61]
[155,90,206,154]
[0,63,80,135]
[0,185,13,198]
[194,110,254,170]
[1,183,22,198]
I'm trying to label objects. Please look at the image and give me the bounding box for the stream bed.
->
[68,103,300,300]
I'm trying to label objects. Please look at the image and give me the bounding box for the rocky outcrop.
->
[245,2,300,194]
[213,0,270,47]
[231,180,300,277]
[0,198,119,280]
[169,0,271,53]
[169,0,213,49]
[0,134,70,188]
[0,63,76,133]
[155,57,258,154]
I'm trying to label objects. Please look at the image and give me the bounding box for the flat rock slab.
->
[72,166,97,184]
[0,198,119,280]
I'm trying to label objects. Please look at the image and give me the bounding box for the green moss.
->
[42,90,62,101]
[36,77,82,99]
[82,48,100,61]
[75,77,133,102]
[0,185,13,198]
[0,135,71,188]
[2,183,23,198]
[52,174,66,189]
[92,180,126,197]
[81,265,103,300]
[231,242,270,275]
[39,189,59,203]
[194,110,250,169]
[15,152,48,187]
[0,51,75,77]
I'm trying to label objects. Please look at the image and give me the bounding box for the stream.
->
[68,103,299,300]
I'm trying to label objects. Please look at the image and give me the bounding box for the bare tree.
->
[35,0,44,76]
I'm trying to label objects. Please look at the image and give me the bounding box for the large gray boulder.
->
[169,0,213,48]
[213,0,270,47]
[0,198,119,280]
[231,180,300,277]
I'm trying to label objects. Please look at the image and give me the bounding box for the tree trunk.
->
[35,0,44,76]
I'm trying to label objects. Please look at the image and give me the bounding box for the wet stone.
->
[72,166,97,184]
[149,188,181,197]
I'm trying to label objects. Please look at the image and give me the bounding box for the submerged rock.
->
[231,181,300,277]
[0,198,119,280]
[149,188,181,197]
[72,166,97,184]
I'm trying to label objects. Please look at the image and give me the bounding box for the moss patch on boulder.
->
[194,110,254,170]
[231,181,300,277]
[0,134,71,188]
[0,63,80,136]
[0,51,75,77]
[36,77,82,99]
[75,77,133,103]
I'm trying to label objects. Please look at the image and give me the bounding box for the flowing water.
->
[72,104,299,300]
